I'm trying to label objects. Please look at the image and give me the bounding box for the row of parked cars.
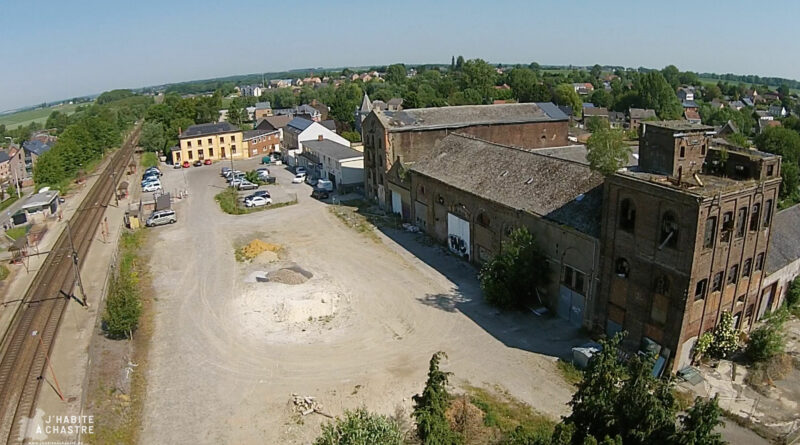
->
[141,166,163,192]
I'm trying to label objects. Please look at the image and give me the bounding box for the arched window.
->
[749,203,761,231]
[654,275,670,295]
[660,211,678,248]
[619,198,636,232]
[615,258,630,278]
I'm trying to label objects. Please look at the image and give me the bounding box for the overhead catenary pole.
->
[66,221,88,307]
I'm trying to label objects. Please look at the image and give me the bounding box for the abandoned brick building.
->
[594,121,782,372]
[406,133,604,325]
[362,102,570,208]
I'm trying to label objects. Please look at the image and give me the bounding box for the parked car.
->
[193,160,203,167]
[305,176,318,186]
[263,176,277,184]
[142,173,159,181]
[145,166,161,175]
[173,163,182,169]
[141,177,160,186]
[292,173,307,184]
[257,167,269,175]
[245,190,271,201]
[311,189,330,200]
[244,196,272,207]
[227,173,245,183]
[224,170,242,179]
[142,183,162,192]
[221,167,231,176]
[182,161,190,168]
[145,209,176,227]
[204,159,212,165]
[316,179,334,192]
[296,166,307,175]
[237,181,259,190]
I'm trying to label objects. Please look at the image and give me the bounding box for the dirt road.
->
[140,160,585,444]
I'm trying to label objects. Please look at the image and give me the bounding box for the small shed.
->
[117,181,129,200]
[20,190,59,224]
[125,207,141,229]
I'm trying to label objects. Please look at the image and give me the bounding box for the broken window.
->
[755,253,764,271]
[750,203,760,231]
[737,295,746,305]
[746,304,754,318]
[695,279,707,301]
[727,264,739,285]
[562,265,586,295]
[712,272,723,292]
[615,258,630,278]
[721,212,733,243]
[703,216,717,248]
[764,199,773,227]
[679,146,685,158]
[742,258,752,278]
[659,212,678,248]
[766,164,774,177]
[477,212,490,227]
[735,207,747,238]
[619,198,636,232]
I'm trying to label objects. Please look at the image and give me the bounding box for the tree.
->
[479,227,550,310]
[507,68,539,102]
[562,334,626,443]
[639,72,683,119]
[459,59,497,103]
[787,276,800,308]
[586,128,630,175]
[661,65,681,89]
[314,408,404,445]
[703,85,722,101]
[412,352,461,444]
[586,116,610,133]
[590,89,612,108]
[554,84,582,118]
[139,121,166,153]
[455,56,465,70]
[724,132,749,148]
[227,101,246,125]
[756,126,800,203]
[330,83,363,127]
[341,131,361,143]
[590,64,602,79]
[385,64,407,84]
[671,396,724,445]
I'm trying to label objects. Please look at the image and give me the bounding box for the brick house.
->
[242,129,280,158]
[593,121,781,373]
[628,108,656,132]
[362,102,570,208]
[408,133,604,327]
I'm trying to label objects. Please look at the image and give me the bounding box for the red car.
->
[204,159,212,165]
[182,161,190,168]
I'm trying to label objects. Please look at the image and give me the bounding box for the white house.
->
[283,118,350,167]
[299,139,364,191]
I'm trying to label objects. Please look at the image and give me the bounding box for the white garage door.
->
[391,190,402,215]
[447,213,470,259]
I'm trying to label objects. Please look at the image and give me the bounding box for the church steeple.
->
[360,92,372,112]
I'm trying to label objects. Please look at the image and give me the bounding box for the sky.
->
[1,0,799,112]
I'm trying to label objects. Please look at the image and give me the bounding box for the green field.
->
[0,103,84,130]
[699,77,800,94]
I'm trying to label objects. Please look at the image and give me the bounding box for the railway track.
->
[0,122,141,444]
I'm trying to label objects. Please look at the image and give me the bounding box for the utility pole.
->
[110,170,119,206]
[66,221,88,307]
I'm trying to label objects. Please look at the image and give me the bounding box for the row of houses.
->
[360,101,799,375]
[0,133,56,187]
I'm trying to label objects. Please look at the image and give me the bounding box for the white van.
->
[146,209,176,227]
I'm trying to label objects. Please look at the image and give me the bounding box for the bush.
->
[214,188,246,215]
[103,269,141,339]
[479,228,550,310]
[746,310,787,363]
[313,408,404,445]
[708,311,739,359]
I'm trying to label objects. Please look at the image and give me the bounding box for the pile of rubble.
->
[291,394,331,418]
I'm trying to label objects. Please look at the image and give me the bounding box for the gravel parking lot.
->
[139,158,586,444]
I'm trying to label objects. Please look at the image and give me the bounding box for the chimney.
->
[318,134,324,141]
[178,127,182,136]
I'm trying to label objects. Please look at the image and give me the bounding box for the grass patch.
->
[0,103,82,129]
[0,264,9,281]
[140,152,158,169]
[0,195,18,212]
[556,359,583,386]
[5,226,27,240]
[88,229,152,444]
[466,385,555,442]
[672,388,695,411]
[214,188,297,215]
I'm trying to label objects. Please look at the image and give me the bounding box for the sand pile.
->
[253,250,279,264]
[240,240,282,261]
[273,291,338,323]
[267,268,309,285]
